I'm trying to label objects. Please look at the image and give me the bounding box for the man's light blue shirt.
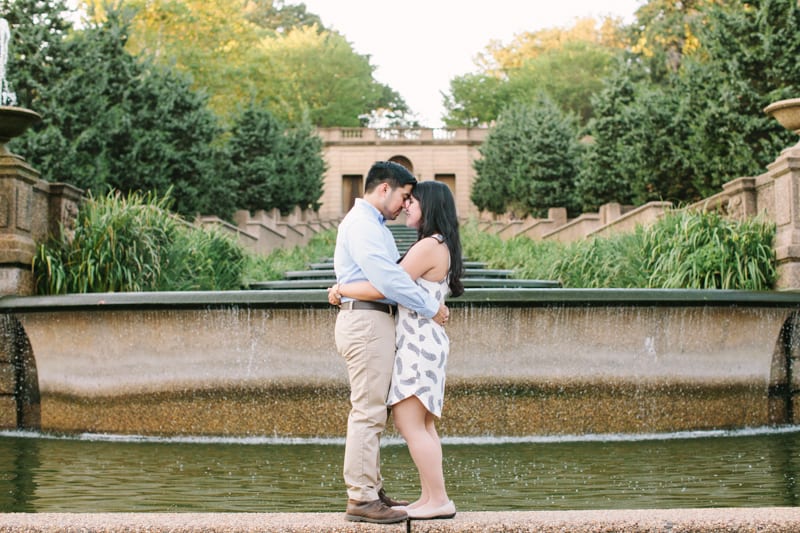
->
[334,198,439,318]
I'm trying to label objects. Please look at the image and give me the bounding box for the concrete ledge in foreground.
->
[1,509,800,532]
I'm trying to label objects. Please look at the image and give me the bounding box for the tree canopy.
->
[82,0,405,126]
[2,1,328,220]
[444,17,627,128]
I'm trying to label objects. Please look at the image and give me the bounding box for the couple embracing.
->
[329,160,464,524]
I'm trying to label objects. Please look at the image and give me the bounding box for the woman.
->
[329,180,464,520]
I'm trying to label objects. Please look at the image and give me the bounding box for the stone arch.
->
[768,311,800,425]
[388,155,414,174]
[0,315,40,430]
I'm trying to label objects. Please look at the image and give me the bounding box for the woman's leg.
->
[392,396,449,509]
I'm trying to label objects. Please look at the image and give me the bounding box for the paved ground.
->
[1,508,800,532]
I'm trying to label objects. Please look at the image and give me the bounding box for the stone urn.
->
[764,98,800,136]
[0,105,40,155]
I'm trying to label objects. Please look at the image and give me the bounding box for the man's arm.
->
[342,222,440,318]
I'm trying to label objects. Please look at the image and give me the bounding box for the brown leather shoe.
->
[378,487,410,507]
[345,498,408,524]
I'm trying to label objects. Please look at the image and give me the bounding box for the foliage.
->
[677,0,800,191]
[638,210,777,290]
[242,228,336,283]
[85,0,402,126]
[443,73,507,128]
[504,40,619,125]
[576,63,698,211]
[461,211,776,290]
[6,6,225,218]
[33,190,246,294]
[444,17,627,128]
[578,0,800,212]
[223,104,325,215]
[626,0,719,81]
[256,25,397,127]
[460,220,564,281]
[472,97,582,218]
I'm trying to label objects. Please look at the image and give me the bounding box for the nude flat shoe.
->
[406,500,456,520]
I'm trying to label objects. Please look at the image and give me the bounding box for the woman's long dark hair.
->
[411,181,464,297]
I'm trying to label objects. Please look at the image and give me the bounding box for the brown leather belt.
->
[339,300,396,315]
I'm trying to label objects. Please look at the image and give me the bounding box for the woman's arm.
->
[328,237,445,305]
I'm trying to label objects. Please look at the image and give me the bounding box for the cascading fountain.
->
[2,14,800,525]
[1,288,799,437]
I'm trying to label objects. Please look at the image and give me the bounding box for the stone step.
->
[306,260,488,270]
[282,268,515,280]
[249,278,561,290]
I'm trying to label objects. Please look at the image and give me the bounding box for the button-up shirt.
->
[334,198,439,317]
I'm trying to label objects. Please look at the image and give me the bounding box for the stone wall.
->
[196,206,339,256]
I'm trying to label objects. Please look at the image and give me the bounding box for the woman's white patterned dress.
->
[386,274,450,417]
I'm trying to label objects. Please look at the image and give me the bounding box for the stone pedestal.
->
[768,141,800,289]
[0,150,41,296]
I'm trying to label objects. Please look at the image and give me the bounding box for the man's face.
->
[380,183,413,220]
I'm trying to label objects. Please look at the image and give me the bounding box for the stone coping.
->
[2,288,800,311]
[1,509,799,532]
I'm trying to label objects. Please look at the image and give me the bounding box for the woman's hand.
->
[328,283,342,306]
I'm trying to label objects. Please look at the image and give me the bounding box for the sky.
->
[298,0,643,127]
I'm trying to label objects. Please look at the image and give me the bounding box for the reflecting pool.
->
[1,426,799,512]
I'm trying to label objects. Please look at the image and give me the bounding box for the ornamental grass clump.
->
[461,209,776,290]
[33,190,247,294]
[641,209,776,290]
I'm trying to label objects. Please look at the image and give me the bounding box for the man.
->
[333,161,449,524]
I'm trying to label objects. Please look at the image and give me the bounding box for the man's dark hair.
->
[364,161,417,193]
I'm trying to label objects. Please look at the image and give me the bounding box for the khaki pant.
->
[335,308,396,502]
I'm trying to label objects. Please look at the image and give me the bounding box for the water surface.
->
[1,427,798,512]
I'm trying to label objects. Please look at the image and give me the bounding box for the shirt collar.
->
[355,198,386,225]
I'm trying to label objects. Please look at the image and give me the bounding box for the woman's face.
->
[404,194,422,229]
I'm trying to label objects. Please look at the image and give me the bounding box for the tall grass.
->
[33,190,247,294]
[640,210,776,289]
[33,195,776,293]
[242,229,337,283]
[460,210,776,290]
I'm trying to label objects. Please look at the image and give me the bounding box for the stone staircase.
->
[249,225,560,290]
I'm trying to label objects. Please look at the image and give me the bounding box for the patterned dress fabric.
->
[386,271,450,418]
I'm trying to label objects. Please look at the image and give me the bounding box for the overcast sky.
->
[298,0,643,127]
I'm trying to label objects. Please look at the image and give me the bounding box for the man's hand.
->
[433,303,449,326]
[328,284,342,306]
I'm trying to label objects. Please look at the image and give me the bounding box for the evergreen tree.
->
[679,0,800,194]
[472,97,581,218]
[577,62,698,210]
[575,63,640,211]
[7,7,224,218]
[225,104,325,215]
